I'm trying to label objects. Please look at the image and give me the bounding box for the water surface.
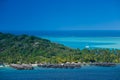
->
[43,37,120,49]
[0,65,120,80]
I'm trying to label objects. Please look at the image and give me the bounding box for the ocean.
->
[0,65,120,80]
[0,30,120,80]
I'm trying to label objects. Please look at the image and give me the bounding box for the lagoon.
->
[43,37,120,49]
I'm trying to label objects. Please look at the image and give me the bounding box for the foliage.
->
[0,32,120,64]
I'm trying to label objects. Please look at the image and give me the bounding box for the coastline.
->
[0,62,119,70]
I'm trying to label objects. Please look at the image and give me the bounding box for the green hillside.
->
[0,32,120,64]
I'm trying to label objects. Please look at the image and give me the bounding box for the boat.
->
[85,45,89,48]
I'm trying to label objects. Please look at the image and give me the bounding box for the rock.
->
[92,62,116,67]
[10,64,34,70]
[38,63,81,69]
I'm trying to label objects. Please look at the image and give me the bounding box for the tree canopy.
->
[0,32,120,64]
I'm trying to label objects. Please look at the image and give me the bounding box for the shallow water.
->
[0,65,120,80]
[42,37,120,49]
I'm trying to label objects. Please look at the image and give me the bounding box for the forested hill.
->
[0,32,120,64]
[0,32,79,64]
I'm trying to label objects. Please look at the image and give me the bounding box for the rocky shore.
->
[10,64,34,70]
[1,62,116,70]
[38,63,81,69]
[90,63,116,67]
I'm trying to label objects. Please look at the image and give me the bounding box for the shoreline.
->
[0,63,119,70]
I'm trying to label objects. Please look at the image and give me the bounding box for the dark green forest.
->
[0,32,120,64]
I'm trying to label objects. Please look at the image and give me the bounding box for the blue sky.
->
[0,0,120,31]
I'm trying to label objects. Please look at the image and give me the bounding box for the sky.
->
[0,0,120,31]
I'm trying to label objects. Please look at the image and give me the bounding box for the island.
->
[0,32,119,70]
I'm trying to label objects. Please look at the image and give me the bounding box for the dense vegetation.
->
[0,32,120,64]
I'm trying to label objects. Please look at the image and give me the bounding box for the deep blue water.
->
[2,30,120,37]
[0,65,120,80]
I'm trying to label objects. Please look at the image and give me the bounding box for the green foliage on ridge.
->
[0,32,120,64]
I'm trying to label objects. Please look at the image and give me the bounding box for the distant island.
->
[0,32,120,69]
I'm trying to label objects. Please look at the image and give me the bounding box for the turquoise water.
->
[0,65,120,80]
[42,37,120,49]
